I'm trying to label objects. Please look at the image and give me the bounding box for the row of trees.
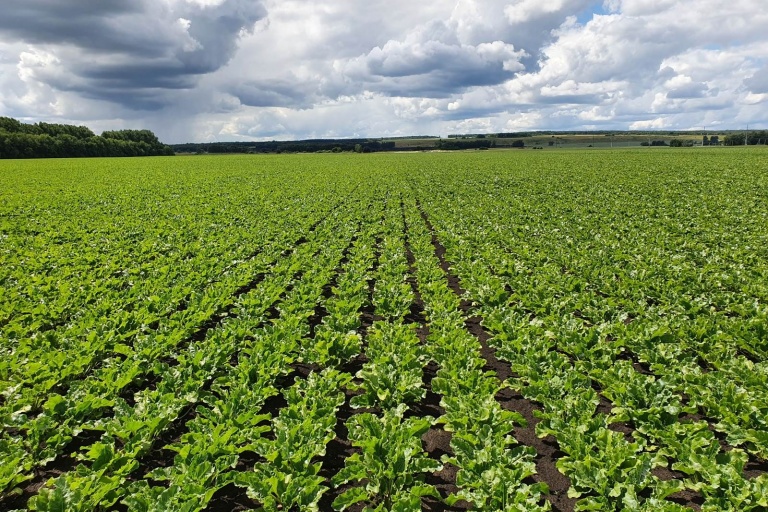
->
[0,117,174,159]
[172,139,397,154]
[434,138,495,150]
[723,131,768,146]
[447,130,768,147]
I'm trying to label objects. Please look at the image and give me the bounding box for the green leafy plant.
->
[332,404,441,511]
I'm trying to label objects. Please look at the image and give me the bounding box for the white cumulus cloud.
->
[0,0,766,141]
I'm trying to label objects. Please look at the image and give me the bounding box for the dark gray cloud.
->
[745,67,768,94]
[342,21,527,97]
[666,82,708,99]
[220,15,531,109]
[538,93,605,104]
[440,105,510,121]
[0,0,266,110]
[180,0,267,73]
[78,89,176,112]
[0,2,178,57]
[231,79,316,108]
[2,0,768,142]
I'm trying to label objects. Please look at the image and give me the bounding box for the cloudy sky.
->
[0,0,766,143]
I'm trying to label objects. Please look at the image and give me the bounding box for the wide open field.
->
[1,149,767,511]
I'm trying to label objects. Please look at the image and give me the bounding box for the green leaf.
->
[333,487,369,511]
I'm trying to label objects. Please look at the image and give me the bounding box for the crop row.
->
[412,155,768,511]
[1,151,766,511]
[3,187,366,508]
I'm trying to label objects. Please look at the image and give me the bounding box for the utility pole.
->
[745,124,749,146]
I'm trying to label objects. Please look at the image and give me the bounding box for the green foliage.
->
[101,129,161,145]
[0,116,173,158]
[435,138,495,150]
[723,130,768,145]
[172,139,396,154]
[2,150,768,511]
[236,369,350,511]
[332,404,441,511]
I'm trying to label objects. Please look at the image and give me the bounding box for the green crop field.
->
[1,149,767,511]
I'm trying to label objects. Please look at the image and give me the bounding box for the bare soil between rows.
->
[6,201,766,512]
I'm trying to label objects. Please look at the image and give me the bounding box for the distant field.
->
[386,133,726,150]
[1,150,767,511]
[495,133,710,148]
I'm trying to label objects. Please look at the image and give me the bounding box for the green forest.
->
[0,117,174,159]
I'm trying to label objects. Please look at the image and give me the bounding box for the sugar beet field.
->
[1,150,768,512]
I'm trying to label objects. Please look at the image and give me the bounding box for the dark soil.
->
[10,203,766,512]
[418,204,571,511]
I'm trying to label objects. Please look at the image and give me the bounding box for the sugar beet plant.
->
[332,404,441,511]
[409,149,768,511]
[1,150,767,511]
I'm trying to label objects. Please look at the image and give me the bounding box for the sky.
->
[0,0,766,143]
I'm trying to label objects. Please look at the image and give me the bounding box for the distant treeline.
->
[722,131,768,146]
[173,139,396,154]
[0,117,174,159]
[174,137,509,154]
[448,131,628,138]
[435,138,496,150]
[448,129,768,145]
